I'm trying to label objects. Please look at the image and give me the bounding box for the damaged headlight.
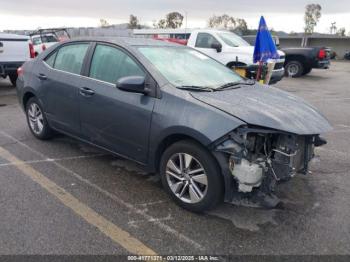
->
[215,126,326,194]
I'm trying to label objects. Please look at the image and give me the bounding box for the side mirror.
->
[211,42,222,53]
[116,76,148,94]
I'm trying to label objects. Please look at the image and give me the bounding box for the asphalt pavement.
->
[0,62,349,258]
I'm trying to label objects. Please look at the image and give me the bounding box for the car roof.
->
[65,37,183,47]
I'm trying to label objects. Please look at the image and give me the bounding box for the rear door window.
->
[53,44,89,75]
[89,44,145,84]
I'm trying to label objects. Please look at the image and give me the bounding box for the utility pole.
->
[330,22,336,34]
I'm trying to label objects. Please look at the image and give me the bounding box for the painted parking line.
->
[0,154,105,167]
[0,130,204,251]
[0,146,156,255]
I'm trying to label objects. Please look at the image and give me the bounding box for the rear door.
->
[40,42,90,136]
[78,43,155,163]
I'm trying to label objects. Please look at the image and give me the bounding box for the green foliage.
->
[153,12,184,29]
[304,4,322,34]
[207,14,249,35]
[128,15,141,29]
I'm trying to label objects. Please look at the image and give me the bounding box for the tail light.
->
[318,49,326,59]
[17,67,24,77]
[42,44,46,51]
[29,43,35,58]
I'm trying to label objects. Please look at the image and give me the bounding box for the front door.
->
[79,44,155,163]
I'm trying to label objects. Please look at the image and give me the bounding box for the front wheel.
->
[26,97,54,140]
[285,61,303,78]
[160,140,223,212]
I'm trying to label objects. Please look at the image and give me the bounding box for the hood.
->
[225,45,254,55]
[224,46,285,61]
[191,85,332,135]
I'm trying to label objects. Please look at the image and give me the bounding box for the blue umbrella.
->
[253,16,279,81]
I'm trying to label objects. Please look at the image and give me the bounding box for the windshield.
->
[138,47,242,89]
[217,32,250,47]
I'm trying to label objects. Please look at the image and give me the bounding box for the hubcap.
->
[287,63,299,76]
[27,103,44,135]
[165,153,208,204]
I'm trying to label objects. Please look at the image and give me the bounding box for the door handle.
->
[38,73,47,80]
[79,87,95,96]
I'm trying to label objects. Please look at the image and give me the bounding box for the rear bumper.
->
[0,61,24,76]
[314,59,330,69]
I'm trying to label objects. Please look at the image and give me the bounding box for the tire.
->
[302,67,312,76]
[25,97,54,140]
[9,73,17,87]
[160,140,224,212]
[285,60,303,78]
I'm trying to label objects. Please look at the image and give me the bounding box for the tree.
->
[234,18,248,34]
[99,18,110,28]
[153,12,184,29]
[207,15,249,34]
[337,27,346,36]
[128,15,141,29]
[156,19,166,29]
[208,14,236,29]
[165,12,184,28]
[304,4,322,35]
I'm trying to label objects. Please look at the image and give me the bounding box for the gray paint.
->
[191,84,332,135]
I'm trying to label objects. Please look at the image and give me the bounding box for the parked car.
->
[30,28,70,57]
[16,38,331,212]
[281,47,331,77]
[134,29,286,84]
[0,33,34,86]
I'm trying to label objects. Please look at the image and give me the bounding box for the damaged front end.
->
[213,126,327,208]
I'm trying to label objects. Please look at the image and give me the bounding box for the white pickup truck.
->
[0,33,33,86]
[134,29,286,84]
[133,29,285,84]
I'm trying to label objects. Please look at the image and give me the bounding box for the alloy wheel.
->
[287,63,300,77]
[165,153,208,204]
[28,103,44,135]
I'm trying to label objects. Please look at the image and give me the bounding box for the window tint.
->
[195,33,220,48]
[89,44,145,84]
[45,52,57,67]
[54,44,89,74]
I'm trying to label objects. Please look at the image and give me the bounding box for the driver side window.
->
[195,33,220,48]
[89,44,145,84]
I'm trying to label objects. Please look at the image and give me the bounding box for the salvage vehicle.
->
[281,46,331,77]
[30,28,70,57]
[16,38,332,212]
[133,29,286,84]
[0,33,33,86]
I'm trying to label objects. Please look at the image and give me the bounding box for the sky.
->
[0,0,350,34]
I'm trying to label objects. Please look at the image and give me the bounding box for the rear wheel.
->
[160,140,223,212]
[285,61,303,77]
[26,97,54,140]
[9,73,17,87]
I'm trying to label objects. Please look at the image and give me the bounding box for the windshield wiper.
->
[216,79,256,90]
[176,85,215,92]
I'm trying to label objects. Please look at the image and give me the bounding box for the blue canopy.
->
[253,16,279,63]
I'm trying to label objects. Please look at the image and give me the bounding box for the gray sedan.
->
[16,38,332,212]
